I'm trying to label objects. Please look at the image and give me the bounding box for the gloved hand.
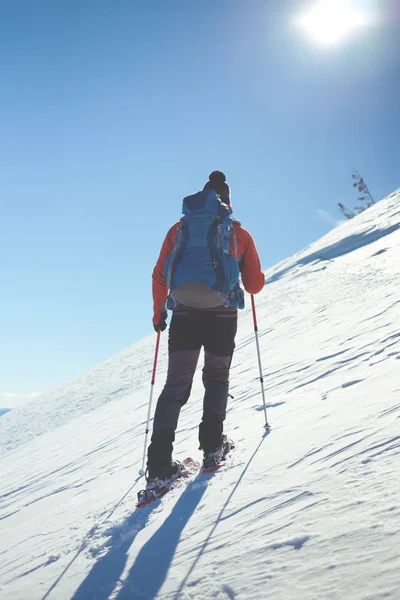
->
[153,311,168,333]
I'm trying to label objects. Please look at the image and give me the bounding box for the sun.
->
[296,0,370,46]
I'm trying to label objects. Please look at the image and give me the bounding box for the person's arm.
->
[152,223,179,316]
[235,225,265,294]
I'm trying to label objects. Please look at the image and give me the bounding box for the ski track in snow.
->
[0,191,399,600]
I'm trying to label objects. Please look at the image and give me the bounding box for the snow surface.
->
[0,392,42,411]
[1,191,399,600]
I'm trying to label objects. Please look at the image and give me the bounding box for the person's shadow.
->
[71,473,209,600]
[114,474,209,600]
[71,433,269,600]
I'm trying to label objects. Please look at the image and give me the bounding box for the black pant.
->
[147,309,237,474]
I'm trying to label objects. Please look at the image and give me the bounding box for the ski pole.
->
[139,329,161,475]
[251,294,270,431]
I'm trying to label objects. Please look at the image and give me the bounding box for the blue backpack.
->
[164,189,244,310]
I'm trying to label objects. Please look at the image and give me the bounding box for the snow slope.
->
[0,190,399,600]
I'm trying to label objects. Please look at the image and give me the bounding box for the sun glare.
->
[296,0,370,46]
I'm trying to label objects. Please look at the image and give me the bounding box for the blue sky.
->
[1,0,399,398]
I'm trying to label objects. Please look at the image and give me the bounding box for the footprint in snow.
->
[341,379,364,389]
[221,583,237,599]
[255,401,285,411]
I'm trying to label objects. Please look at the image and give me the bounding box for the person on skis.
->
[147,170,264,486]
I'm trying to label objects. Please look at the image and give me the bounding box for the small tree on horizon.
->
[338,202,355,220]
[352,169,375,207]
[338,169,376,219]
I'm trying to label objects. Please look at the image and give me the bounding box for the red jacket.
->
[153,220,265,315]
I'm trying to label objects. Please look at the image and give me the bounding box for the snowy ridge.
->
[268,187,400,284]
[0,335,170,456]
[0,190,399,600]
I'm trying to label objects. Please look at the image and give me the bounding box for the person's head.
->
[203,170,231,206]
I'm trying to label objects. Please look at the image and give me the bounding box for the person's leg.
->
[147,310,201,476]
[199,311,238,452]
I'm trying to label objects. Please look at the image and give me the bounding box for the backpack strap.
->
[166,224,183,292]
[231,221,238,261]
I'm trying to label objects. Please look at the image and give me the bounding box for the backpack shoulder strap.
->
[166,223,184,290]
[230,219,238,261]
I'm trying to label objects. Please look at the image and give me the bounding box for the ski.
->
[136,457,200,509]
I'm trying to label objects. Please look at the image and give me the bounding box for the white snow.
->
[0,190,399,600]
[0,392,42,411]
